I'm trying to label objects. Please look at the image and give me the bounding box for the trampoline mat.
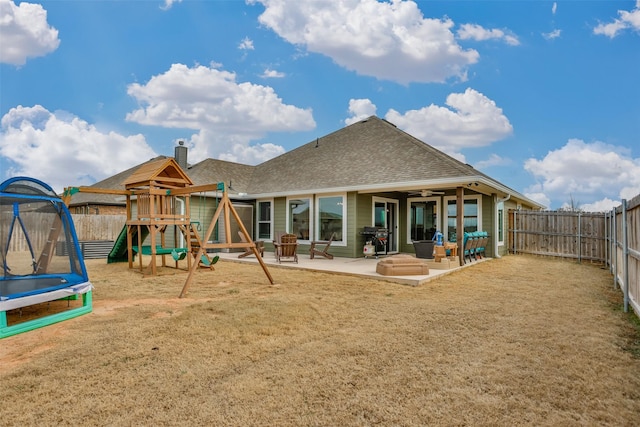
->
[0,276,70,299]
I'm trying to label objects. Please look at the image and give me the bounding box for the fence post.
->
[513,210,517,255]
[612,206,618,289]
[577,212,582,264]
[605,211,610,272]
[622,199,629,313]
[604,211,608,270]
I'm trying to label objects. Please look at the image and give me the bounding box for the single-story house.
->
[67,116,543,260]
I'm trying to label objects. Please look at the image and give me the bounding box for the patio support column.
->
[456,186,464,266]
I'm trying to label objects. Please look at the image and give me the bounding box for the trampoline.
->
[1,177,93,339]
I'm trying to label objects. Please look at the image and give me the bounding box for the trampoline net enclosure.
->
[1,177,88,301]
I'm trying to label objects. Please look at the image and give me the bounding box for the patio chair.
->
[474,231,488,259]
[274,233,298,263]
[310,232,336,259]
[237,230,264,258]
[462,232,479,264]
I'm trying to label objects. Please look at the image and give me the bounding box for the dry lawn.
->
[1,255,639,426]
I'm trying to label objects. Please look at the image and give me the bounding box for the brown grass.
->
[1,255,639,426]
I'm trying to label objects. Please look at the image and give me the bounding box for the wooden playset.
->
[63,158,273,296]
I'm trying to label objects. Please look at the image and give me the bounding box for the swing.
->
[195,189,219,267]
[193,190,210,232]
[199,254,219,266]
[179,182,274,298]
[171,248,187,261]
[167,196,187,261]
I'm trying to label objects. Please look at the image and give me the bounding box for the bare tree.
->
[558,194,583,212]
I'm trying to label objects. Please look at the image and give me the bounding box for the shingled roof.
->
[187,158,255,194]
[248,116,485,194]
[68,116,542,209]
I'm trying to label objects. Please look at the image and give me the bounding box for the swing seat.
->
[171,248,187,261]
[200,254,219,266]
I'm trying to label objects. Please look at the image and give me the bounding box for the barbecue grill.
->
[360,226,388,258]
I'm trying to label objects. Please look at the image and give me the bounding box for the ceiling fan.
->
[409,189,445,197]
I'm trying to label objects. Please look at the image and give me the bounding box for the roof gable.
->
[124,157,193,190]
[68,156,168,206]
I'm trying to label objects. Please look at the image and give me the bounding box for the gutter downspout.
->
[494,194,511,258]
[176,197,185,248]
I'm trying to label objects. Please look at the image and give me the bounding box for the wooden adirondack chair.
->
[237,230,264,258]
[310,232,335,259]
[275,233,298,263]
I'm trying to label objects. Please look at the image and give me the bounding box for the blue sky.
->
[1,0,638,210]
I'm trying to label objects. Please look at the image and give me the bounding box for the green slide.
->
[107,225,148,263]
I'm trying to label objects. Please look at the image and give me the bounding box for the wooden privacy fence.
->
[509,193,640,317]
[508,210,607,263]
[70,214,127,242]
[4,214,126,257]
[606,195,640,315]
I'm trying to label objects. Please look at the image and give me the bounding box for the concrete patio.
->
[214,249,489,286]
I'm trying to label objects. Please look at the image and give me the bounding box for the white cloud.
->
[0,0,60,66]
[125,63,315,164]
[160,0,183,11]
[239,37,254,50]
[456,24,520,46]
[218,141,285,165]
[384,88,513,157]
[543,29,561,40]
[0,105,157,192]
[523,191,550,210]
[474,153,510,170]
[580,198,620,213]
[249,0,478,84]
[594,20,629,38]
[261,68,285,78]
[552,2,557,15]
[345,99,377,125]
[594,1,640,38]
[524,138,640,209]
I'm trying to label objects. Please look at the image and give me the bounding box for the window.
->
[316,195,344,242]
[444,196,481,241]
[407,198,438,242]
[257,200,272,240]
[288,198,311,240]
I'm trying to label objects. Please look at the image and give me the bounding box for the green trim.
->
[0,291,93,339]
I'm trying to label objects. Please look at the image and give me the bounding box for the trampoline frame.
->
[1,177,93,339]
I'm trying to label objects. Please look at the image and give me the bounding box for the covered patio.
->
[214,250,489,286]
